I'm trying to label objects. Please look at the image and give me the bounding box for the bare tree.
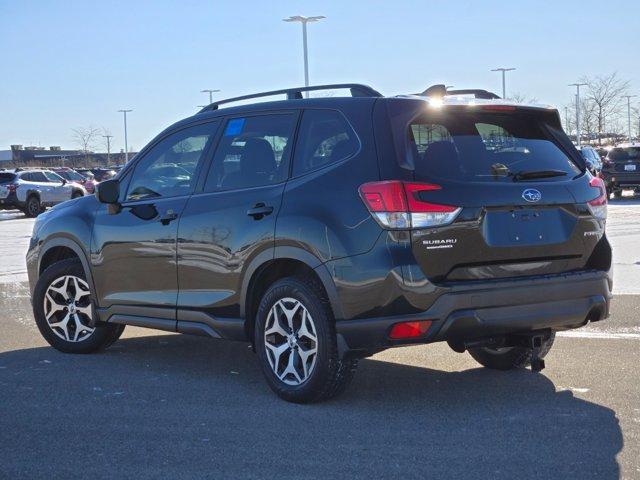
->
[509,92,539,104]
[581,73,630,145]
[72,126,100,165]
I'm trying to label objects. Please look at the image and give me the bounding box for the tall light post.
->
[491,67,516,99]
[201,89,220,104]
[622,95,636,143]
[569,83,587,146]
[118,109,132,163]
[102,134,113,165]
[283,15,325,96]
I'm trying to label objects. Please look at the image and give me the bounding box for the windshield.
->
[408,111,580,182]
[58,170,85,181]
[43,171,65,183]
[608,147,640,162]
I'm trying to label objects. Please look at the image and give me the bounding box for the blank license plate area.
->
[482,208,575,247]
[624,164,636,171]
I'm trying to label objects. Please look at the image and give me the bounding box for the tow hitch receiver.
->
[512,333,546,373]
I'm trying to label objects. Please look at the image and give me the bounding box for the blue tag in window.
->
[225,118,245,136]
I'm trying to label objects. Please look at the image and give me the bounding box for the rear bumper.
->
[0,194,23,210]
[335,270,612,353]
[602,172,640,188]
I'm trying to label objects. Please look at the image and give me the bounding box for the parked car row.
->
[0,166,120,217]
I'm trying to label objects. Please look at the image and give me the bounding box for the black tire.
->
[613,189,622,199]
[468,333,555,370]
[254,275,358,403]
[33,258,122,354]
[24,195,41,218]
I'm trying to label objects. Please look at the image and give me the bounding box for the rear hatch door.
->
[403,107,602,282]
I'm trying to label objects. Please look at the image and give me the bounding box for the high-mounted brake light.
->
[588,176,607,220]
[389,320,433,339]
[359,181,461,229]
[479,105,517,111]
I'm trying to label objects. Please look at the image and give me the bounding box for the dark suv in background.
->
[27,84,612,403]
[601,144,640,198]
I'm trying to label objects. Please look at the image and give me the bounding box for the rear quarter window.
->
[408,111,580,182]
[292,109,359,176]
[0,173,16,184]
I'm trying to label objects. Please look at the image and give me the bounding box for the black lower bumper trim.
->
[335,271,611,353]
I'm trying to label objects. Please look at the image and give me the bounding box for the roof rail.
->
[200,83,382,112]
[416,84,501,100]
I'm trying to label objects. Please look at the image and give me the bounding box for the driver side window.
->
[126,122,218,201]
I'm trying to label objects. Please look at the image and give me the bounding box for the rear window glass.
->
[0,173,16,183]
[608,147,640,162]
[408,112,580,182]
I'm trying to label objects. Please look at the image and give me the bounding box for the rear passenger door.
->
[176,112,298,326]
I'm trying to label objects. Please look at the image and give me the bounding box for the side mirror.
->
[96,179,120,204]
[61,178,67,185]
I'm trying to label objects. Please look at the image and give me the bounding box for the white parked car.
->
[0,169,86,217]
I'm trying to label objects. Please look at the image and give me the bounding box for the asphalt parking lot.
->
[1,201,639,479]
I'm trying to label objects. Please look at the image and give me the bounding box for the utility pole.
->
[102,134,113,165]
[118,109,132,163]
[622,95,636,143]
[201,89,220,104]
[569,83,587,146]
[283,15,326,97]
[491,67,516,99]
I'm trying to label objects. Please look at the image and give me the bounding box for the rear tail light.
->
[359,181,461,229]
[588,176,607,220]
[7,184,18,193]
[389,320,433,339]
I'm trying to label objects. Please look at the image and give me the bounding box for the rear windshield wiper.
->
[512,169,567,181]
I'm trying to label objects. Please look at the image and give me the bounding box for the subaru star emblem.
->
[522,188,542,203]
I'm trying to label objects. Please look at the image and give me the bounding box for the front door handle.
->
[247,203,274,220]
[160,210,178,225]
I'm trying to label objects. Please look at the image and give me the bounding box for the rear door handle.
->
[247,203,274,220]
[160,210,179,225]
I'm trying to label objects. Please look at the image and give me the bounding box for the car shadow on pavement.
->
[0,333,622,479]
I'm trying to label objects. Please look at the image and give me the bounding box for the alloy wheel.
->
[28,199,39,216]
[264,297,318,386]
[43,275,95,342]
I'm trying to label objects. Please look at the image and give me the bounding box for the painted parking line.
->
[557,330,640,340]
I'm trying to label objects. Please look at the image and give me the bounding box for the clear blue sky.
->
[1,0,638,152]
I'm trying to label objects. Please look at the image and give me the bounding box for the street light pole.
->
[102,135,113,165]
[491,67,516,99]
[283,15,325,97]
[568,83,587,146]
[118,109,132,163]
[622,95,636,143]
[201,89,220,104]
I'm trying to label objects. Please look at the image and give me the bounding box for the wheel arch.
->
[37,238,97,305]
[241,247,344,343]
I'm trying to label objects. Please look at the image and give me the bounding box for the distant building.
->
[0,145,136,166]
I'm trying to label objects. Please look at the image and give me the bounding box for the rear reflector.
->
[588,176,607,220]
[389,320,433,339]
[359,181,461,229]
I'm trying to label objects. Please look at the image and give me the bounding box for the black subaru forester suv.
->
[27,84,612,403]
